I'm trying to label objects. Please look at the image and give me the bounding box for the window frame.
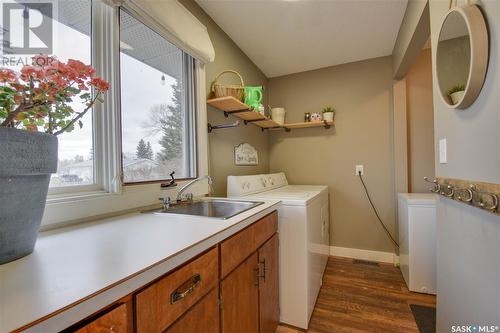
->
[42,0,208,229]
[47,0,98,195]
[118,8,199,185]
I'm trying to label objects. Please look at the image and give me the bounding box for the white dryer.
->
[227,172,330,329]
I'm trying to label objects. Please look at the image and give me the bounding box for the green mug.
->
[244,86,263,111]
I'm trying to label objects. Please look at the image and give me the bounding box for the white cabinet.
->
[398,193,437,295]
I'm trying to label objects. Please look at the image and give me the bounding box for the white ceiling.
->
[196,0,408,78]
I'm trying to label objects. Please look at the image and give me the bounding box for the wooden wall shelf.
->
[282,121,334,131]
[206,96,334,132]
[207,96,281,129]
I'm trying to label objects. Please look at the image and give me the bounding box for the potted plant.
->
[322,106,336,122]
[447,84,465,105]
[0,55,109,264]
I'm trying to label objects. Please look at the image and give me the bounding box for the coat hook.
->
[424,177,441,193]
[456,187,473,202]
[470,184,498,211]
[441,184,454,198]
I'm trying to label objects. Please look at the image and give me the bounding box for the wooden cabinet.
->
[258,234,280,333]
[220,211,278,278]
[221,252,259,333]
[60,211,278,333]
[220,212,279,333]
[165,289,219,333]
[74,303,130,333]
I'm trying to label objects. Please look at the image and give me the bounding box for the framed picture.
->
[234,143,258,166]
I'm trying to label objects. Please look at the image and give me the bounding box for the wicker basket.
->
[211,70,245,101]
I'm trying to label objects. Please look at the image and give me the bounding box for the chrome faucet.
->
[176,175,213,202]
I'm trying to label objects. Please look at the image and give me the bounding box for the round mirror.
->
[436,5,488,109]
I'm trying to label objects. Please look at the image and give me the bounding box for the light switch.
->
[439,138,447,164]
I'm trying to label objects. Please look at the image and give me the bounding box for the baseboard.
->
[330,246,399,264]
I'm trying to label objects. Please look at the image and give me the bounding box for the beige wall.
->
[392,0,430,79]
[268,56,396,253]
[393,78,409,196]
[179,0,270,196]
[406,49,435,192]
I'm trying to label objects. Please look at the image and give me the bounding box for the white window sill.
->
[47,190,115,204]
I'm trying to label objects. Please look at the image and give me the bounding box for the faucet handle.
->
[158,197,171,209]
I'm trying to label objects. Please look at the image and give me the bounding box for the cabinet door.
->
[221,252,259,333]
[258,233,280,333]
[165,288,219,333]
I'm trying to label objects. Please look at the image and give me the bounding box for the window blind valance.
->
[104,0,215,63]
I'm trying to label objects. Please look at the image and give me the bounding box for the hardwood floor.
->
[278,256,436,333]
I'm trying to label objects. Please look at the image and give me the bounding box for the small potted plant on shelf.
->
[0,55,110,264]
[322,106,336,122]
[447,84,465,105]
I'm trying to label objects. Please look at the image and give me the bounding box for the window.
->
[119,9,197,184]
[3,0,208,227]
[50,0,94,188]
[2,0,94,188]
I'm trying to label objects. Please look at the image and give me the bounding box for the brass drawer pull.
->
[170,274,202,304]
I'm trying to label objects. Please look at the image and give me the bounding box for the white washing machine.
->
[227,172,330,329]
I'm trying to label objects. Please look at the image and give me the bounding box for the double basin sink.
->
[143,199,264,220]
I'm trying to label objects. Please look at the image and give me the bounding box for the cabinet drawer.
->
[75,303,129,333]
[220,211,277,278]
[165,288,219,333]
[253,211,278,251]
[135,247,218,333]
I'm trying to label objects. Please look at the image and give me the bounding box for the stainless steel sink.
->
[143,199,264,219]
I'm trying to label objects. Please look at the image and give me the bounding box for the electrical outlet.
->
[355,165,364,175]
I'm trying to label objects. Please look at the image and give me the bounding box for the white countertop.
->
[0,198,280,333]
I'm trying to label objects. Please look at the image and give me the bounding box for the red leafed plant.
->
[0,55,110,135]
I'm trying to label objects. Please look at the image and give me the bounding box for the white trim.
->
[93,0,122,194]
[330,246,398,264]
[195,61,209,178]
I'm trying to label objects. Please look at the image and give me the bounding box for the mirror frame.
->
[436,5,489,110]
